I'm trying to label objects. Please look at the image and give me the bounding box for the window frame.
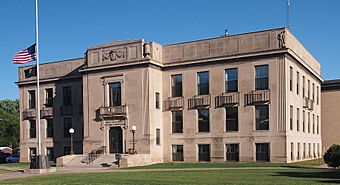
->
[198,109,210,132]
[255,65,269,90]
[225,68,238,93]
[197,71,209,95]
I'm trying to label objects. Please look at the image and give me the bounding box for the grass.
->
[288,158,324,167]
[0,170,10,174]
[1,168,340,185]
[0,162,30,169]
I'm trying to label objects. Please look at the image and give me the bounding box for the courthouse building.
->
[17,28,322,165]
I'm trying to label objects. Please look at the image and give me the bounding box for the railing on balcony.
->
[40,107,53,118]
[215,92,239,108]
[244,89,270,106]
[22,109,36,120]
[188,95,211,109]
[60,105,73,116]
[303,97,314,110]
[163,97,184,111]
[99,105,127,118]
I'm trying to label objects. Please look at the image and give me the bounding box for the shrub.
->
[323,144,340,169]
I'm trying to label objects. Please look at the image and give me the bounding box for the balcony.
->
[60,105,73,116]
[215,92,239,108]
[244,89,270,106]
[22,109,37,120]
[99,105,127,119]
[188,95,211,109]
[163,97,184,111]
[303,97,314,110]
[40,107,53,118]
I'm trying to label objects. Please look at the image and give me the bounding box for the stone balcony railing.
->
[99,105,127,119]
[40,107,53,118]
[22,109,37,120]
[163,97,184,111]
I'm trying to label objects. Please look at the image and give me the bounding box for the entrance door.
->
[109,127,123,153]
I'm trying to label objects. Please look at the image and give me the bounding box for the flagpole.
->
[35,0,42,158]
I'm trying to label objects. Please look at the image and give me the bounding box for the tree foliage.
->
[0,99,19,149]
[324,144,340,169]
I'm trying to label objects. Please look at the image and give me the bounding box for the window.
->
[302,110,305,132]
[317,86,319,105]
[302,76,305,97]
[109,82,121,107]
[225,68,238,92]
[197,72,209,95]
[63,86,72,106]
[290,67,293,91]
[312,83,315,102]
[291,142,294,161]
[313,143,316,158]
[290,106,293,130]
[226,107,238,131]
[46,147,54,161]
[317,143,320,157]
[226,144,239,162]
[28,90,36,109]
[316,117,319,135]
[297,108,300,131]
[29,120,36,138]
[312,114,315,134]
[45,88,53,107]
[171,74,182,97]
[198,109,209,132]
[172,145,183,161]
[24,66,36,78]
[172,111,183,133]
[63,117,72,137]
[309,143,311,158]
[156,128,160,145]
[198,144,210,162]
[256,143,270,161]
[297,143,300,160]
[29,148,36,160]
[303,143,306,159]
[255,65,269,90]
[46,118,53,138]
[297,71,300,94]
[307,80,310,99]
[308,112,310,133]
[255,105,269,130]
[155,92,160,109]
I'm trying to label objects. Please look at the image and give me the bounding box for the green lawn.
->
[288,158,325,167]
[0,162,30,169]
[0,170,10,174]
[1,168,340,185]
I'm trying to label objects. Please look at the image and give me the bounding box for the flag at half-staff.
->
[13,44,36,64]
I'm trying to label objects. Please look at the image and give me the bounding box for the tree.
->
[323,144,340,169]
[0,99,20,149]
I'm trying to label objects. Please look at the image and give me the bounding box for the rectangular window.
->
[225,68,238,92]
[45,88,53,107]
[290,105,293,130]
[303,110,305,132]
[255,105,269,130]
[308,112,310,133]
[317,86,319,105]
[290,67,293,91]
[255,65,269,90]
[313,114,315,134]
[109,82,121,107]
[198,109,209,132]
[297,143,300,160]
[308,80,310,99]
[172,111,183,133]
[297,108,300,131]
[171,74,182,97]
[226,144,239,162]
[28,90,36,109]
[309,143,311,158]
[156,128,160,145]
[317,116,319,134]
[226,107,238,131]
[172,145,184,161]
[63,86,72,106]
[63,117,72,137]
[303,143,306,159]
[46,147,54,161]
[256,143,270,161]
[198,144,210,162]
[46,118,53,138]
[29,148,36,160]
[297,71,299,94]
[197,72,209,95]
[312,83,315,101]
[302,76,305,98]
[155,92,160,109]
[29,120,36,138]
[291,142,294,161]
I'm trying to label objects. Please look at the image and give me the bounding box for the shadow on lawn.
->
[274,169,340,184]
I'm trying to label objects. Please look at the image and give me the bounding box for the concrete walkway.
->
[0,166,292,181]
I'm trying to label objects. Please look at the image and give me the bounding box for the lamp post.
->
[69,128,75,155]
[131,125,137,154]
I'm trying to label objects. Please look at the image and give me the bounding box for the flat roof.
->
[322,79,340,91]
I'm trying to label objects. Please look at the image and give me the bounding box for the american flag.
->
[13,44,36,64]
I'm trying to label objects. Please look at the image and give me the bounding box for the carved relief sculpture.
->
[102,48,127,62]
[277,31,286,48]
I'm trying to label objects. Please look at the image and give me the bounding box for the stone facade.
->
[17,28,322,164]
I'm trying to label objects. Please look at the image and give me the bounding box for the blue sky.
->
[0,0,339,100]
